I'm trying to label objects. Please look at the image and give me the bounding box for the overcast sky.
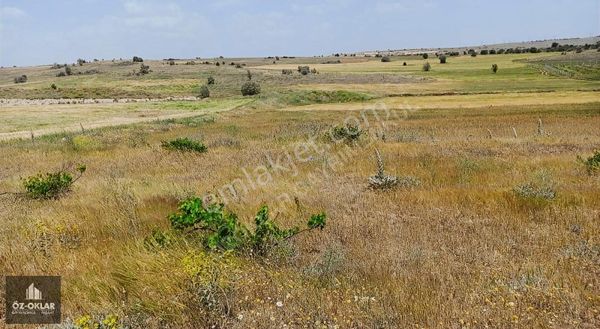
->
[0,0,598,66]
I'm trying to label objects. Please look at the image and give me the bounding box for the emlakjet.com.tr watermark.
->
[4,276,61,324]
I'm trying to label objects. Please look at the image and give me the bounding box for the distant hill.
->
[359,36,600,56]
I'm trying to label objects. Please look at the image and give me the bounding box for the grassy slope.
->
[0,51,599,328]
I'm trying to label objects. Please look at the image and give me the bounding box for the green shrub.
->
[199,85,210,99]
[422,53,429,59]
[491,64,498,73]
[168,198,326,253]
[207,76,215,85]
[439,55,447,64]
[381,56,391,62]
[578,150,600,174]
[282,69,293,75]
[241,81,261,96]
[51,83,57,90]
[162,138,207,153]
[22,165,86,200]
[330,123,362,143]
[480,49,489,55]
[133,56,143,62]
[422,62,431,71]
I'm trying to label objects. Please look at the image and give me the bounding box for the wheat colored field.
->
[0,51,599,328]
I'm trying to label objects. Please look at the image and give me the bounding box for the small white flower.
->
[276,301,283,307]
[237,314,244,320]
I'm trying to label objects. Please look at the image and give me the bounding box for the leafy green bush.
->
[578,150,600,174]
[132,56,144,62]
[168,198,326,253]
[492,64,498,73]
[439,55,447,64]
[241,81,261,96]
[207,76,215,85]
[282,69,293,75]
[162,138,207,153]
[381,56,391,62]
[199,85,210,99]
[422,53,429,59]
[51,83,57,90]
[22,165,86,199]
[422,62,431,71]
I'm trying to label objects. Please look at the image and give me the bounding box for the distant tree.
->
[65,66,72,75]
[403,62,407,66]
[551,42,559,48]
[489,49,497,55]
[422,62,431,72]
[132,56,144,63]
[480,50,489,55]
[77,58,86,66]
[491,64,498,73]
[246,69,252,80]
[422,53,429,59]
[439,55,447,64]
[471,52,477,57]
[381,56,391,62]
[51,83,57,90]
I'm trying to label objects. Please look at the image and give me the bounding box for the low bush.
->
[439,55,447,64]
[137,64,151,75]
[132,56,143,62]
[422,53,429,59]
[13,75,27,83]
[199,85,210,99]
[492,64,498,73]
[22,165,86,200]
[207,76,215,85]
[162,138,207,153]
[578,150,600,175]
[168,198,326,254]
[369,149,420,190]
[513,170,556,202]
[282,69,293,75]
[381,56,391,62]
[51,83,57,90]
[298,66,311,75]
[422,62,431,71]
[241,81,261,96]
[480,50,489,55]
[329,123,362,143]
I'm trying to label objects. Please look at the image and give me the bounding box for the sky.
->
[0,0,598,66]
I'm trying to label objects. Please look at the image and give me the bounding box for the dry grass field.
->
[0,50,599,328]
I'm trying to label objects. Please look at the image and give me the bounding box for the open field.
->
[1,50,599,328]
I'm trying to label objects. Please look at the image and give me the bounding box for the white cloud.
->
[0,6,26,19]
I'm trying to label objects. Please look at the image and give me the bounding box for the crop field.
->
[0,50,599,328]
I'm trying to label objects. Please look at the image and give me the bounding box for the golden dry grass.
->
[0,52,599,328]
